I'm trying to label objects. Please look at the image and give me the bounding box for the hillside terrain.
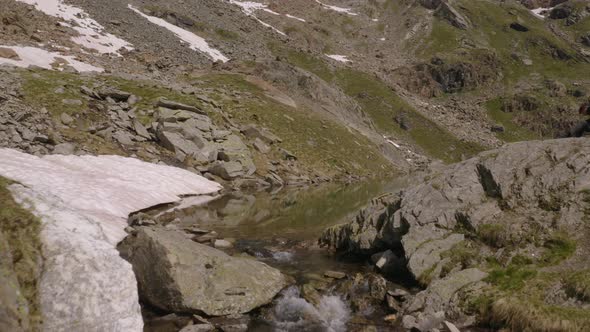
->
[0,0,589,331]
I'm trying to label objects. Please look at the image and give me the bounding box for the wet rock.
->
[157,98,204,114]
[144,313,192,332]
[214,239,233,249]
[301,283,322,306]
[324,271,347,279]
[119,227,287,316]
[195,231,218,243]
[179,323,215,332]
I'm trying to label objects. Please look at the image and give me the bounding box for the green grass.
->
[215,28,239,40]
[270,46,484,162]
[477,223,510,248]
[0,177,42,329]
[21,71,86,116]
[539,234,576,266]
[486,265,537,291]
[417,0,587,83]
[193,73,395,177]
[485,98,540,142]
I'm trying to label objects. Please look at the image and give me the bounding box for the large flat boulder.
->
[120,227,287,316]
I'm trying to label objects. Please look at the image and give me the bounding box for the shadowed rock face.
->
[321,138,590,283]
[119,227,287,316]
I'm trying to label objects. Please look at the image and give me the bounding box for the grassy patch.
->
[215,28,239,40]
[485,98,540,142]
[477,223,510,248]
[564,270,590,302]
[539,234,576,266]
[440,241,479,277]
[270,46,484,162]
[0,177,42,329]
[486,265,537,291]
[193,73,395,177]
[21,70,86,116]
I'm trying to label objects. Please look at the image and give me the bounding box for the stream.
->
[150,179,410,331]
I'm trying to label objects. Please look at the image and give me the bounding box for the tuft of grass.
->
[564,270,590,302]
[215,28,239,40]
[440,241,479,277]
[0,177,43,329]
[486,265,537,291]
[539,234,576,266]
[477,223,509,248]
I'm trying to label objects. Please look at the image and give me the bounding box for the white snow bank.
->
[325,54,352,63]
[315,0,358,16]
[285,14,306,22]
[0,148,221,331]
[128,5,229,62]
[228,1,290,35]
[0,45,103,72]
[16,0,132,55]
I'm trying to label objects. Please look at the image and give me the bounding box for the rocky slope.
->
[321,138,590,331]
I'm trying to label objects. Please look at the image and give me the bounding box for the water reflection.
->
[157,178,406,241]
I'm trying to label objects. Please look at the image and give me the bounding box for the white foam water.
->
[272,287,350,332]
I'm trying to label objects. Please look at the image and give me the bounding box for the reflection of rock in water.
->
[272,287,350,332]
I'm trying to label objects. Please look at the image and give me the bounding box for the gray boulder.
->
[208,161,244,180]
[119,228,287,316]
[240,125,281,144]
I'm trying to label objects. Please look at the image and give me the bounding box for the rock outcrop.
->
[119,227,287,316]
[321,139,590,322]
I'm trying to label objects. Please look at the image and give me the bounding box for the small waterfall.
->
[272,287,350,332]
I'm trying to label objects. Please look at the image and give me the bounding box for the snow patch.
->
[0,45,103,72]
[273,287,350,332]
[387,139,401,149]
[315,0,358,16]
[325,54,352,63]
[531,7,553,19]
[16,0,131,55]
[228,1,292,35]
[128,5,229,62]
[286,14,307,22]
[255,17,287,36]
[0,148,221,331]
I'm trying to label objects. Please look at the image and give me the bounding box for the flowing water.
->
[152,179,408,331]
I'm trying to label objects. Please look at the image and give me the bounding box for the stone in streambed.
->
[119,227,287,316]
